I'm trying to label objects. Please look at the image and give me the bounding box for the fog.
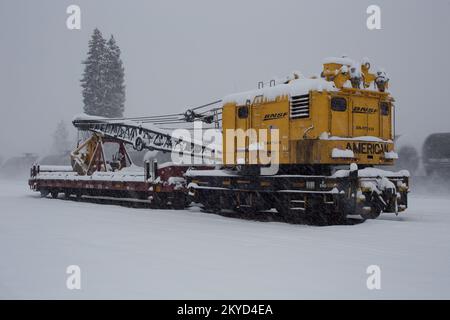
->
[1,0,449,159]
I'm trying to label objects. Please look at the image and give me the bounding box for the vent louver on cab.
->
[290,94,310,119]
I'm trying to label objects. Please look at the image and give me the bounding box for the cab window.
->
[238,106,248,118]
[380,102,389,116]
[331,97,347,111]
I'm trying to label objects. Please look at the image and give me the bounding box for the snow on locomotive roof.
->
[222,78,337,106]
[323,56,356,66]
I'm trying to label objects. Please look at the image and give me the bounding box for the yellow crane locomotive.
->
[187,57,409,224]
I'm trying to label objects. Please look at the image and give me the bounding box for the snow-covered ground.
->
[0,178,449,299]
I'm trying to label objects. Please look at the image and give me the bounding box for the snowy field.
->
[0,178,449,299]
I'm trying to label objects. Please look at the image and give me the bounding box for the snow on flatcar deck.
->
[0,178,449,299]
[34,165,145,182]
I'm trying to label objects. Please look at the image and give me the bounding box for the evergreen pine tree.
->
[104,35,125,118]
[80,28,108,116]
[52,120,70,154]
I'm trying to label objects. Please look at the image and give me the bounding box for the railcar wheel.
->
[203,201,221,213]
[360,206,381,219]
[172,195,186,210]
[40,190,49,198]
[201,192,221,213]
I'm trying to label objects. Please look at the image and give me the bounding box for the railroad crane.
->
[29,56,409,224]
[187,56,409,224]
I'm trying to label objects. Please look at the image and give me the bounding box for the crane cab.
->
[222,58,397,168]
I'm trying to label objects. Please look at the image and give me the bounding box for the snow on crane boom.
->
[72,113,220,160]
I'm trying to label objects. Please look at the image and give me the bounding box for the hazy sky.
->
[1,0,449,158]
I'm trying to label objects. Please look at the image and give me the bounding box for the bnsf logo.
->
[263,112,287,121]
[352,106,377,114]
[346,142,389,155]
